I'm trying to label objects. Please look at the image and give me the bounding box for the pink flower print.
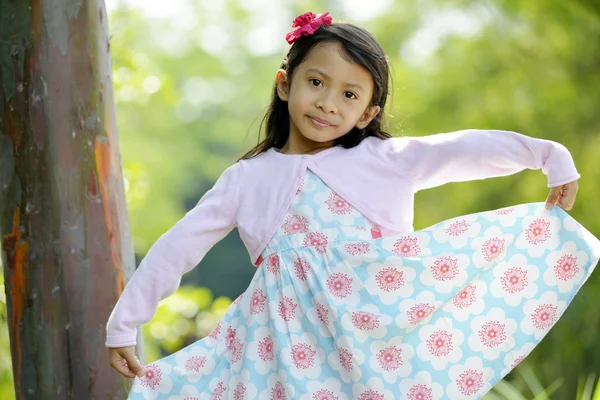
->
[225,326,237,347]
[230,339,244,363]
[291,343,316,369]
[408,303,435,325]
[140,363,162,390]
[427,330,454,357]
[456,369,484,396]
[445,219,469,237]
[209,320,222,339]
[225,327,243,363]
[511,355,526,370]
[312,389,339,400]
[258,336,275,362]
[338,347,353,371]
[184,355,206,372]
[431,256,460,281]
[296,179,305,194]
[358,390,385,400]
[478,321,507,348]
[392,236,421,257]
[453,284,476,308]
[317,303,330,325]
[375,267,404,292]
[266,254,281,274]
[326,273,353,298]
[553,254,579,281]
[250,288,267,315]
[408,384,433,400]
[532,304,558,329]
[282,215,309,235]
[271,381,287,400]
[278,296,297,322]
[352,311,380,330]
[481,237,506,262]
[326,192,353,214]
[303,232,329,254]
[501,267,528,293]
[213,381,226,400]
[525,218,551,245]
[233,382,246,400]
[496,206,516,215]
[376,345,403,371]
[345,242,370,256]
[294,257,311,281]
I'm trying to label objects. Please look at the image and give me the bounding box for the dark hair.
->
[238,22,393,161]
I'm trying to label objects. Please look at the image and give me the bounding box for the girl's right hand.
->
[108,346,145,378]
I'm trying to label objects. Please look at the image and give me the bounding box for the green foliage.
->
[0,265,16,399]
[141,286,232,363]
[483,361,600,400]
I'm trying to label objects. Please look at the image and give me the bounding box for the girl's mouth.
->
[308,116,333,128]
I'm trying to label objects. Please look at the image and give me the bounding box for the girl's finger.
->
[112,359,137,378]
[109,351,137,378]
[559,192,576,211]
[557,181,578,211]
[545,186,562,209]
[119,348,145,378]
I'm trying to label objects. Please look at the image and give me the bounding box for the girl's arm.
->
[381,129,580,193]
[105,163,242,348]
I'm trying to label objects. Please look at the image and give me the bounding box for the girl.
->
[107,12,600,399]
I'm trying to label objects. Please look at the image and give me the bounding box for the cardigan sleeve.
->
[380,129,581,193]
[105,162,242,348]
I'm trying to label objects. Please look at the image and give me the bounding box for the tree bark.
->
[0,0,141,398]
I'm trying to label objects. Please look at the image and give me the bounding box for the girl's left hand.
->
[545,180,578,211]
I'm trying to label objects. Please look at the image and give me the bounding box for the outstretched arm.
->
[105,163,241,348]
[381,129,580,194]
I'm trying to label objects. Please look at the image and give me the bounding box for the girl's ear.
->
[276,69,290,101]
[355,105,381,129]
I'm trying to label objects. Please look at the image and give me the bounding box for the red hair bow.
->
[285,12,333,45]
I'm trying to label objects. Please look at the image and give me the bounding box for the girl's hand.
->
[108,346,145,378]
[545,180,578,211]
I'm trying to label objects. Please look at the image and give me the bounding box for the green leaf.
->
[490,380,528,400]
[532,378,565,400]
[518,362,545,398]
[579,373,598,400]
[592,377,600,400]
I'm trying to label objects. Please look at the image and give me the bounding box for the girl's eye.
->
[309,79,356,99]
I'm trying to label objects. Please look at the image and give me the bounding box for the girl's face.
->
[276,41,381,151]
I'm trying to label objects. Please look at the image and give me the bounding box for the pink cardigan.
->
[105,129,580,347]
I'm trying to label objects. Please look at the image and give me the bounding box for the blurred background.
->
[1,0,599,398]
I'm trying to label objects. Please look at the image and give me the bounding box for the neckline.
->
[269,145,343,159]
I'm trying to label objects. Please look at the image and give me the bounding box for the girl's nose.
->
[316,92,337,114]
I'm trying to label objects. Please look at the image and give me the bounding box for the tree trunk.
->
[0,0,141,398]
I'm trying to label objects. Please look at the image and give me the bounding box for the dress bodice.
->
[271,169,380,239]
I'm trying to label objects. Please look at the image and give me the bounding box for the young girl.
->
[107,12,600,399]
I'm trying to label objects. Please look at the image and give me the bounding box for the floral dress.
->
[128,170,600,400]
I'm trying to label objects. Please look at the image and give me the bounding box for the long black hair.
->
[238,22,393,161]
